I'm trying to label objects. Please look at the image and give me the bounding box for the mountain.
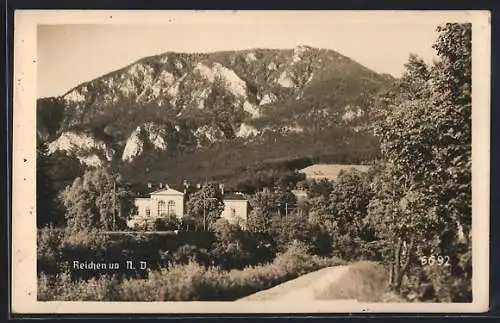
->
[37,45,395,190]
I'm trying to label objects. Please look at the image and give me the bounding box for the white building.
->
[128,185,248,229]
[134,186,185,219]
[220,193,248,228]
[299,164,370,181]
[291,189,308,201]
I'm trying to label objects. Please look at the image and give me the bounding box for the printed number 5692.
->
[419,255,450,266]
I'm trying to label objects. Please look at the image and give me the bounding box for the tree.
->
[185,182,224,231]
[246,208,272,236]
[59,168,135,233]
[37,143,64,227]
[307,169,375,260]
[270,212,331,256]
[246,190,275,234]
[244,190,278,257]
[172,244,210,266]
[153,215,180,231]
[248,189,297,224]
[212,218,240,242]
[307,195,330,226]
[211,218,251,269]
[180,214,197,231]
[45,151,84,194]
[305,178,334,198]
[328,169,373,238]
[368,23,472,300]
[274,189,298,218]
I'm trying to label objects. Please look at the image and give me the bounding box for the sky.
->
[37,14,441,98]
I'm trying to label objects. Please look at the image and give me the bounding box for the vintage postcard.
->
[11,10,490,314]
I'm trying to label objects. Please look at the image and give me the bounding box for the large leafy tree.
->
[59,168,135,233]
[247,190,275,235]
[304,178,334,199]
[307,169,375,260]
[211,218,249,268]
[271,213,331,256]
[368,23,472,300]
[185,182,224,231]
[247,189,297,227]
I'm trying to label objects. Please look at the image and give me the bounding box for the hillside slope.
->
[37,45,394,187]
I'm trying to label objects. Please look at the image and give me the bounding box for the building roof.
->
[150,186,185,196]
[299,164,370,180]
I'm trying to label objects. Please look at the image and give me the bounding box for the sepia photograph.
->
[12,10,490,314]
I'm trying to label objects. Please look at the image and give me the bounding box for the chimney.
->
[159,183,163,189]
[165,184,169,189]
[147,183,152,189]
[219,183,224,196]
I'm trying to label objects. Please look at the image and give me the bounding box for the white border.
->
[11,10,491,314]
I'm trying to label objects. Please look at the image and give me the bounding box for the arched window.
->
[145,207,151,217]
[167,200,176,215]
[158,200,166,216]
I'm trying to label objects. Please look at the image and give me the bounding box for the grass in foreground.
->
[314,261,396,302]
[38,242,345,301]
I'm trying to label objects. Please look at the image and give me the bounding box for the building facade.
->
[220,194,248,228]
[291,189,307,201]
[299,164,370,181]
[128,185,248,229]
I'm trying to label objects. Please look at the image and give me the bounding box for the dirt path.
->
[236,265,351,301]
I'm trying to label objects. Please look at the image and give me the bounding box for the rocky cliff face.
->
[37,45,395,167]
[47,131,115,167]
[121,123,170,162]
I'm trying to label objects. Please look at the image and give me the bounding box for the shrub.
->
[62,228,111,251]
[271,215,332,256]
[37,227,64,263]
[172,244,211,266]
[315,261,390,302]
[155,215,181,231]
[39,242,345,301]
[400,243,472,302]
[38,271,122,301]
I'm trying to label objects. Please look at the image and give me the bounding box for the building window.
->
[167,200,176,215]
[145,207,151,217]
[158,200,167,216]
[230,207,236,218]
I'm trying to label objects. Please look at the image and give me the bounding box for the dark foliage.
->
[119,127,379,194]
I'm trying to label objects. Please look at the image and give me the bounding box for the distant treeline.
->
[119,127,380,194]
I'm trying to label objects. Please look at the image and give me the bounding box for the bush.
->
[38,271,122,301]
[315,261,390,302]
[38,243,345,301]
[62,228,111,250]
[271,215,332,256]
[37,227,64,263]
[129,216,180,231]
[172,244,211,266]
[400,243,472,302]
[154,215,181,231]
